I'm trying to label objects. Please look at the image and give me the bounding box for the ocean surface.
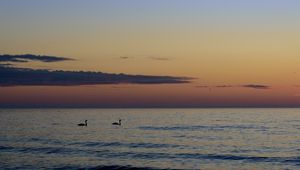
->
[1,108,300,170]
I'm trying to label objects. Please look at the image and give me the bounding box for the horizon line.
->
[1,106,300,109]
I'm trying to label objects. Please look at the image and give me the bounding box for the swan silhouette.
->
[78,120,87,126]
[112,119,121,126]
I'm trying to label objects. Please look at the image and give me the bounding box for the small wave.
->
[0,145,14,150]
[88,165,179,170]
[139,125,267,131]
[0,145,83,155]
[97,151,300,165]
[2,144,300,166]
[28,137,63,145]
[82,141,181,149]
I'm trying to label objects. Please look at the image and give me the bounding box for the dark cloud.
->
[0,65,192,86]
[0,54,73,63]
[241,84,270,89]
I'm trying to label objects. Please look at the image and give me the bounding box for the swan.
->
[78,120,87,126]
[112,119,121,126]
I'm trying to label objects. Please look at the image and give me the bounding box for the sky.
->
[1,0,300,107]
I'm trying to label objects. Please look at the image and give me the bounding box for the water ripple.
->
[88,165,179,170]
[81,141,181,149]
[139,125,268,131]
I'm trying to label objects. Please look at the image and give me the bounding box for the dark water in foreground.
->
[1,108,300,170]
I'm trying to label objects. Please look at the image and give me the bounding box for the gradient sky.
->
[1,0,300,107]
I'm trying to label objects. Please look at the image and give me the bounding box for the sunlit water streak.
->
[1,108,300,169]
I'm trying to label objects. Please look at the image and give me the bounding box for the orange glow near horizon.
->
[0,84,299,107]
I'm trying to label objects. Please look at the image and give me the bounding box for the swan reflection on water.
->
[78,120,87,126]
[112,119,121,126]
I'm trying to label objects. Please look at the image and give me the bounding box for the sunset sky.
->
[1,0,300,107]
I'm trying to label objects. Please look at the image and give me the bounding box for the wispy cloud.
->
[241,84,270,89]
[195,85,209,88]
[0,65,192,86]
[119,56,130,60]
[195,84,270,90]
[148,56,170,61]
[118,55,171,61]
[215,85,234,88]
[0,54,73,63]
[0,63,13,67]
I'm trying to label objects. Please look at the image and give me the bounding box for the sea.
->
[1,108,300,170]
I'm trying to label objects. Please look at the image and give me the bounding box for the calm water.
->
[1,108,300,170]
